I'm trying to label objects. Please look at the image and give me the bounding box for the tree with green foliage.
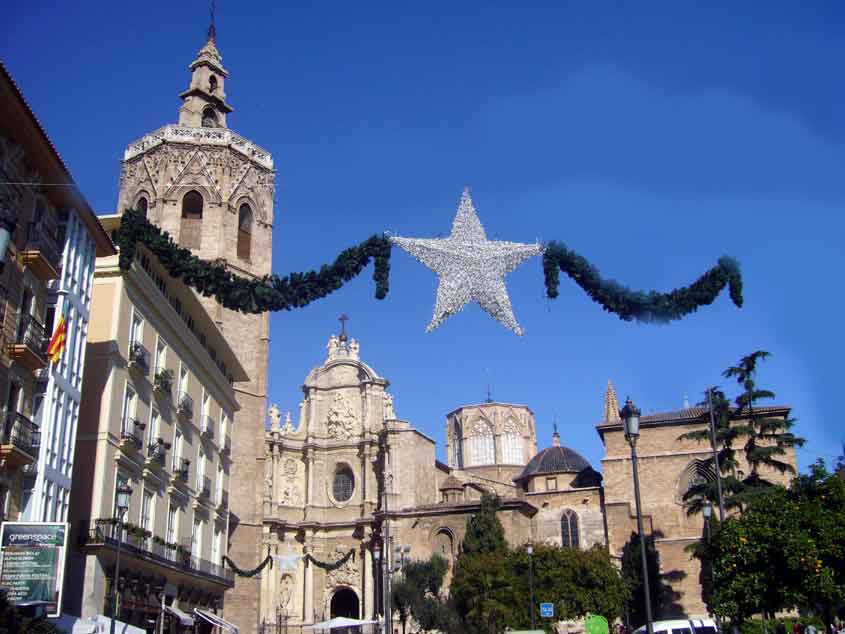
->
[679,351,805,515]
[392,554,452,634]
[620,532,662,629]
[461,492,507,555]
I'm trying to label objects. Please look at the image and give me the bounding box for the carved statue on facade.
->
[281,411,295,435]
[278,459,302,506]
[326,392,357,440]
[326,545,358,588]
[326,335,340,360]
[383,393,395,420]
[268,403,282,430]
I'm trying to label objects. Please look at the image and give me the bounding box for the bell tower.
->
[116,18,275,634]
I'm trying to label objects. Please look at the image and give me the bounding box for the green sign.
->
[586,614,610,634]
[0,522,68,617]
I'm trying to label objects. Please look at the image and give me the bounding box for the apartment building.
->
[0,62,113,525]
[67,214,245,630]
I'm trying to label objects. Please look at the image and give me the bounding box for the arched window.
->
[451,421,464,468]
[434,529,454,560]
[237,203,253,260]
[467,420,494,466]
[136,196,148,217]
[561,509,579,549]
[677,459,717,504]
[180,190,204,249]
[202,107,218,128]
[502,418,523,464]
[209,75,218,93]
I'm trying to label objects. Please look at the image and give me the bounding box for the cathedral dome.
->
[514,429,591,483]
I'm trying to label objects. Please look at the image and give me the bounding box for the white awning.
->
[194,607,239,633]
[165,605,195,626]
[304,617,380,630]
[49,614,146,634]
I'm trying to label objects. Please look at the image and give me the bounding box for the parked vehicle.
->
[633,619,719,634]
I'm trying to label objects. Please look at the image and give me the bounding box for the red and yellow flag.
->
[47,313,67,363]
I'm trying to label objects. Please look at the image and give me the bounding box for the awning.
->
[49,614,146,634]
[304,617,380,630]
[165,604,195,626]
[194,607,240,633]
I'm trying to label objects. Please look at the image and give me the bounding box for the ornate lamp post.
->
[702,500,713,542]
[620,397,654,634]
[112,483,133,619]
[526,543,535,631]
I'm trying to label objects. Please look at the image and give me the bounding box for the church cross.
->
[339,314,350,341]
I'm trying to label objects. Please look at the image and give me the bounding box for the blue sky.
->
[5,1,843,471]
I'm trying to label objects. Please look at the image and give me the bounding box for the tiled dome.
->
[515,445,591,481]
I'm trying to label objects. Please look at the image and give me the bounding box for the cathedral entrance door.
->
[330,587,359,619]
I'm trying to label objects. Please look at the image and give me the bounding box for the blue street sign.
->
[540,602,554,618]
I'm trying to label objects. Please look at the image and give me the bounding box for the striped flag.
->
[47,312,67,363]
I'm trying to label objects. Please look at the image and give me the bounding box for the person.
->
[806,624,817,634]
[777,623,787,634]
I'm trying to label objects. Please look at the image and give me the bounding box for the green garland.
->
[223,553,273,578]
[543,241,743,323]
[305,549,355,571]
[115,209,391,314]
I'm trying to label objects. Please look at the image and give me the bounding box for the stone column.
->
[260,536,272,623]
[364,543,374,619]
[304,543,314,624]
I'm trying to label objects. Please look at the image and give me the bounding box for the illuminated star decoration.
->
[391,188,543,335]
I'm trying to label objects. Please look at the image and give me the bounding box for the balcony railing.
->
[128,341,149,374]
[199,476,212,499]
[201,416,214,440]
[177,392,193,420]
[219,434,231,457]
[120,418,144,450]
[173,458,190,483]
[2,412,40,459]
[11,314,48,368]
[24,221,61,277]
[154,367,173,397]
[78,519,233,585]
[216,490,228,511]
[146,440,168,467]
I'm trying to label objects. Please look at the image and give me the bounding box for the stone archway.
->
[330,587,359,619]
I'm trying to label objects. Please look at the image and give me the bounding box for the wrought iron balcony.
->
[177,392,193,420]
[200,416,214,440]
[78,519,233,586]
[1,411,40,465]
[22,222,60,280]
[128,341,149,375]
[8,314,48,372]
[219,434,231,457]
[216,490,228,511]
[173,458,190,483]
[120,418,144,450]
[146,439,168,467]
[199,476,212,499]
[154,367,173,397]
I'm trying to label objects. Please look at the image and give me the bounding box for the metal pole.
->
[707,388,726,522]
[112,511,126,620]
[629,439,654,634]
[528,550,535,630]
[158,591,165,634]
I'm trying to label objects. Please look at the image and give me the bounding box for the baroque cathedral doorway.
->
[330,588,359,619]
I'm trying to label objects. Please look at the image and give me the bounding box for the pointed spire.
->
[178,13,233,128]
[604,380,621,423]
[208,0,217,41]
[552,422,561,447]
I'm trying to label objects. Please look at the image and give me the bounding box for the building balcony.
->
[145,439,169,468]
[119,418,145,451]
[8,314,48,372]
[172,458,190,483]
[177,392,193,420]
[216,490,228,512]
[200,416,214,440]
[0,412,40,466]
[218,434,231,457]
[21,222,60,281]
[153,367,173,398]
[78,519,233,586]
[128,341,149,375]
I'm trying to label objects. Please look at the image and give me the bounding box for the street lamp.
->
[112,482,133,619]
[620,397,654,634]
[526,544,535,631]
[702,500,713,542]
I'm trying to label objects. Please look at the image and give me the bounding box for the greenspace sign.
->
[0,522,69,617]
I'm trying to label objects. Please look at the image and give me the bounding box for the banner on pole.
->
[0,522,69,617]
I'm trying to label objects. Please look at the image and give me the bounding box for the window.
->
[141,490,153,548]
[136,196,148,217]
[121,384,137,435]
[197,447,205,490]
[468,420,494,466]
[451,422,463,468]
[332,465,355,502]
[148,409,159,447]
[237,203,253,260]
[546,477,557,491]
[192,518,202,558]
[209,75,218,93]
[129,311,143,348]
[202,107,218,128]
[561,509,579,549]
[216,461,224,503]
[155,338,167,374]
[502,419,523,464]
[179,364,189,397]
[180,191,203,249]
[212,526,221,564]
[166,503,178,557]
[172,429,182,469]
[220,411,228,441]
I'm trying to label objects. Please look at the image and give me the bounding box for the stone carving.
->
[278,459,302,506]
[279,574,294,607]
[383,393,395,420]
[326,392,357,440]
[348,338,359,359]
[502,417,520,434]
[268,404,282,430]
[326,545,358,588]
[264,453,273,499]
[326,335,340,361]
[281,412,295,435]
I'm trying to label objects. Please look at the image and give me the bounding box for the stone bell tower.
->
[116,20,275,634]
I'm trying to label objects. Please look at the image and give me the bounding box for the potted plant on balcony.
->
[154,368,173,397]
[129,341,149,373]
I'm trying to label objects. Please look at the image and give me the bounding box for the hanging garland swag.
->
[116,208,743,325]
[542,242,743,324]
[223,552,273,578]
[115,209,391,314]
[305,549,355,571]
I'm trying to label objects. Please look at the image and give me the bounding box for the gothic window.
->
[468,420,495,466]
[332,464,355,502]
[202,107,218,128]
[502,418,523,464]
[180,191,203,249]
[237,203,253,260]
[136,196,148,217]
[561,509,579,549]
[209,74,218,93]
[677,460,717,503]
[451,421,464,468]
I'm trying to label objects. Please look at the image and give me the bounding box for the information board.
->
[0,522,69,617]
[540,602,554,618]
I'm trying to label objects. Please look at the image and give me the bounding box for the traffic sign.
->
[539,602,554,618]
